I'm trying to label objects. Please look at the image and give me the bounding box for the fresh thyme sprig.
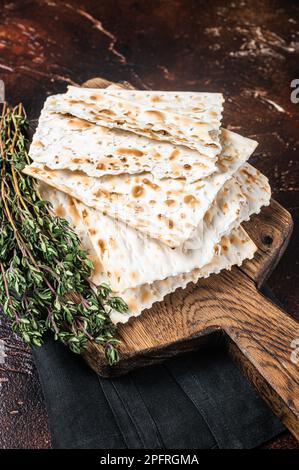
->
[0,103,128,365]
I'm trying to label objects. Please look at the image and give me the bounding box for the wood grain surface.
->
[0,0,298,449]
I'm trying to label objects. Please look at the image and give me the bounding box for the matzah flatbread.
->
[23,128,258,247]
[46,86,224,156]
[74,164,269,291]
[39,184,256,325]
[29,107,218,182]
[184,162,271,249]
[38,161,269,292]
[106,85,224,119]
[110,226,257,323]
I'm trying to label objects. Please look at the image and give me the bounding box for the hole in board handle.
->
[262,234,273,246]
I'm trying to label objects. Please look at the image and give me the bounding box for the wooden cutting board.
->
[80,78,299,440]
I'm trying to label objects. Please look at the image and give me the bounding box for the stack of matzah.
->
[24,85,271,324]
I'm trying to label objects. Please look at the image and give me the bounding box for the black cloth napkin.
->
[33,287,284,449]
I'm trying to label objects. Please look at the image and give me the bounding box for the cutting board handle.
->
[222,277,299,439]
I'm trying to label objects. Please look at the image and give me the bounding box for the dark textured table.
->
[0,0,298,449]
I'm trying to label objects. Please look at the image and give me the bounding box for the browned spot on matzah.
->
[93,188,111,198]
[100,109,116,116]
[72,158,90,164]
[169,150,179,161]
[142,179,159,190]
[68,117,92,129]
[130,271,138,281]
[96,163,106,170]
[205,143,218,149]
[140,288,151,302]
[132,185,144,197]
[67,169,85,177]
[117,148,144,157]
[67,199,80,224]
[144,110,165,121]
[97,239,106,251]
[184,195,198,206]
[34,140,44,148]
[204,212,211,223]
[164,199,176,206]
[241,168,255,183]
[109,238,117,249]
[90,256,103,273]
[150,95,161,103]
[55,204,65,217]
[128,298,137,312]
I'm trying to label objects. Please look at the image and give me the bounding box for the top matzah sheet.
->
[106,86,223,119]
[24,128,258,247]
[29,107,218,183]
[45,86,224,156]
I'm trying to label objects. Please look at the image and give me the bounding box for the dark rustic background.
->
[0,0,298,449]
